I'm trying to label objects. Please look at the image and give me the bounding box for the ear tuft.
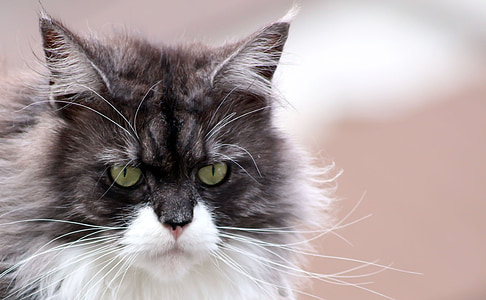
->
[40,15,108,102]
[279,5,300,23]
[212,19,291,98]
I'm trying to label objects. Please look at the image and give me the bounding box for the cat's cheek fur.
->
[120,203,220,280]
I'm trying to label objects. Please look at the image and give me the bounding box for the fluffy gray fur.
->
[0,12,333,300]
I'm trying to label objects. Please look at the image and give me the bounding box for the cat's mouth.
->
[149,244,188,258]
[165,246,185,255]
[118,204,219,279]
[137,244,194,264]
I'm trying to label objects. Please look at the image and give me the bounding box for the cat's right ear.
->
[40,14,110,116]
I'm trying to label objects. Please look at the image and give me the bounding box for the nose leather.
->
[152,181,197,229]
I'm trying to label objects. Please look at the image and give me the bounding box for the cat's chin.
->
[132,248,206,281]
[120,203,220,281]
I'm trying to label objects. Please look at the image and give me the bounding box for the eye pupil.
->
[198,162,228,186]
[110,165,142,188]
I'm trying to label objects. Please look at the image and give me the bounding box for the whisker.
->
[218,153,259,183]
[206,106,271,141]
[0,218,125,231]
[211,249,275,299]
[217,192,372,250]
[221,231,418,275]
[108,252,139,300]
[17,99,135,140]
[0,207,29,219]
[215,246,326,300]
[74,247,128,299]
[325,261,392,279]
[220,244,329,300]
[219,229,420,300]
[26,228,119,265]
[222,243,303,277]
[36,244,116,298]
[91,165,111,197]
[208,86,237,126]
[133,80,163,138]
[218,143,262,177]
[0,223,121,272]
[220,234,410,300]
[205,112,236,139]
[97,159,135,201]
[0,229,122,284]
[8,238,119,299]
[76,84,139,141]
[217,227,321,236]
[224,241,390,282]
[323,276,396,300]
[34,246,118,300]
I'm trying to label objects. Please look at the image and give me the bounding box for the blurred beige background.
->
[1,1,485,299]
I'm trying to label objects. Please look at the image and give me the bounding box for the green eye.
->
[110,165,142,188]
[197,162,228,186]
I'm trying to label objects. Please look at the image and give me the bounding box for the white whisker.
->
[217,224,420,300]
[220,231,417,275]
[205,112,236,139]
[211,249,275,299]
[108,252,139,300]
[97,160,135,201]
[76,84,139,141]
[208,86,237,126]
[218,143,262,177]
[220,243,329,300]
[17,99,135,140]
[133,80,163,138]
[218,153,259,183]
[206,105,271,140]
[8,239,119,299]
[0,218,125,231]
[74,247,128,299]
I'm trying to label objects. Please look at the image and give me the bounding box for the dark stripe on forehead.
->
[139,50,206,171]
[176,113,203,162]
[160,98,181,168]
[142,116,168,167]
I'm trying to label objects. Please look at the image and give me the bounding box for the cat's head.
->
[21,13,327,286]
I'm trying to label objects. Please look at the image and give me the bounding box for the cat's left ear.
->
[40,14,110,106]
[212,15,292,97]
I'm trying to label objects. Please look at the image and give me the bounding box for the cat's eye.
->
[110,165,142,188]
[197,162,228,186]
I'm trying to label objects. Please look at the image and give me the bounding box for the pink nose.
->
[163,223,188,240]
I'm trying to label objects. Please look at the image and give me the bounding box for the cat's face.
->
[37,16,299,281]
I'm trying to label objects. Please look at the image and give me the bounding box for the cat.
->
[0,10,334,300]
